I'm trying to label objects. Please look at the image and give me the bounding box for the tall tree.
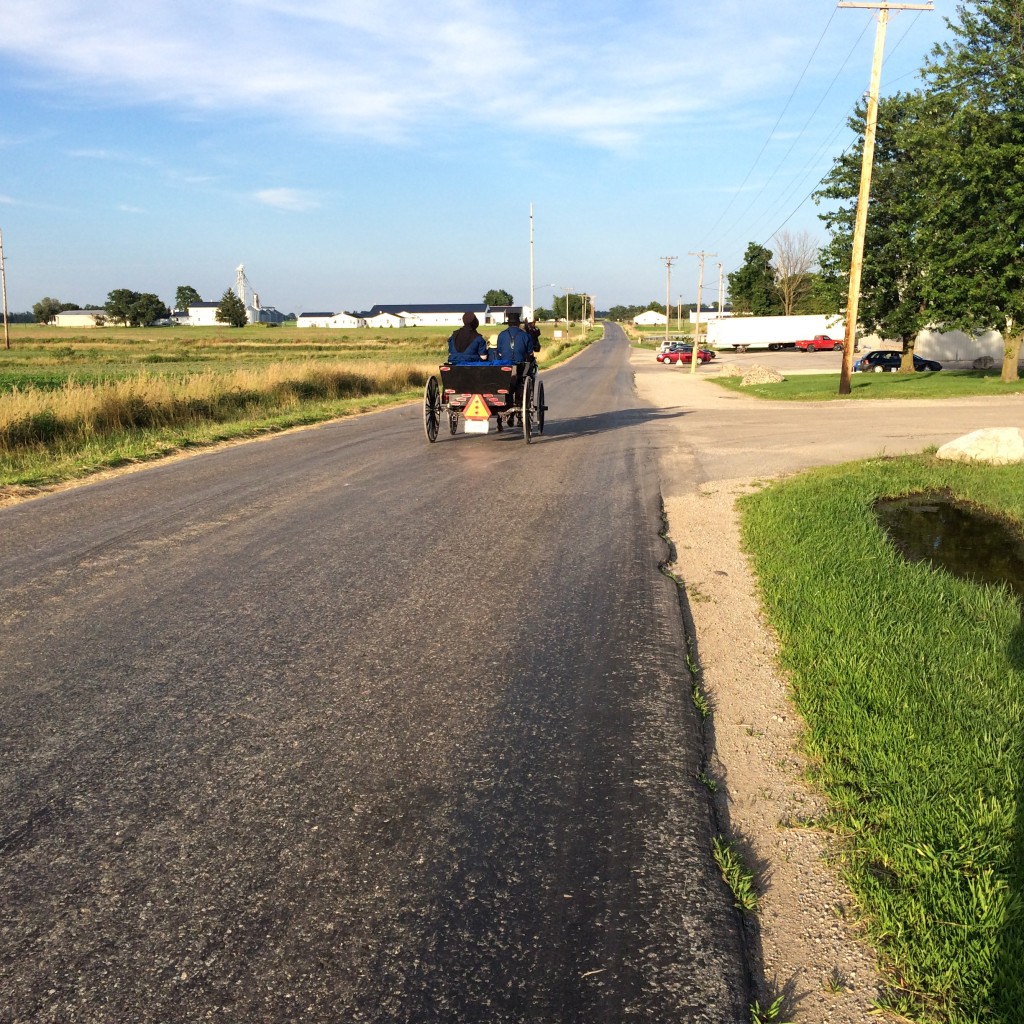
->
[916,0,1024,381]
[216,288,249,328]
[815,93,932,367]
[728,243,782,315]
[104,289,169,327]
[772,230,821,316]
[175,285,202,310]
[32,297,77,323]
[483,288,513,306]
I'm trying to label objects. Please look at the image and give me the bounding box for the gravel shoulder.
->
[633,355,886,1023]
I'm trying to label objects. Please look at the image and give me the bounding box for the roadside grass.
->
[0,323,594,488]
[739,454,1024,1023]
[712,369,1024,401]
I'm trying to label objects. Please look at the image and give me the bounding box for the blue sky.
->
[0,0,954,316]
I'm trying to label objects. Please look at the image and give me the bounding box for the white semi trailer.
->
[707,314,845,352]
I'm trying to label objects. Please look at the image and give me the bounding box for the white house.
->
[634,310,667,326]
[53,309,106,328]
[183,301,221,326]
[363,311,406,329]
[360,303,488,328]
[328,312,365,328]
[297,312,335,328]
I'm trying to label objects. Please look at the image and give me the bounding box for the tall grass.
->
[0,360,430,450]
[0,323,598,487]
[740,455,1024,1023]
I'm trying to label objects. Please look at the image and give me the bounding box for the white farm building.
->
[634,310,667,326]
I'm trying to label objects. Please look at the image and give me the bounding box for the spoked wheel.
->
[448,411,458,435]
[522,376,533,444]
[535,379,545,435]
[424,376,441,442]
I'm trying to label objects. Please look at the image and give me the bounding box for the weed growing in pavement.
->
[712,836,758,913]
[740,453,1024,1023]
[696,770,718,792]
[824,967,846,994]
[749,994,792,1023]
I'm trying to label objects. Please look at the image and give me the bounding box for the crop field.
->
[0,322,597,490]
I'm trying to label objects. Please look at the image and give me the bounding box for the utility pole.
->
[0,228,9,351]
[688,251,717,374]
[529,203,535,318]
[837,1,934,395]
[717,263,724,319]
[660,256,676,347]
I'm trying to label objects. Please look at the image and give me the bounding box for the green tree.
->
[915,0,1024,381]
[175,285,202,310]
[483,288,513,306]
[104,289,169,327]
[216,288,249,328]
[32,297,78,323]
[728,243,782,315]
[816,93,932,368]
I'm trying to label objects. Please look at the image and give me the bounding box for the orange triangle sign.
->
[463,394,490,420]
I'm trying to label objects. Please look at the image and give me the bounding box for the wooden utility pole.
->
[529,203,535,318]
[837,1,934,395]
[660,256,677,347]
[0,228,10,351]
[688,251,717,374]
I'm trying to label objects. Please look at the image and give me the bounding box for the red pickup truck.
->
[795,334,844,352]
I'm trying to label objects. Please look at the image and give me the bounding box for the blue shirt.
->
[447,331,487,364]
[494,325,531,364]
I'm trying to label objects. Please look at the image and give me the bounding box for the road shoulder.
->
[632,349,884,1024]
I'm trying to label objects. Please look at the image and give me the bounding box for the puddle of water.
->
[874,493,1024,600]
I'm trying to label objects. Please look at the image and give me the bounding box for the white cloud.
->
[254,188,319,211]
[0,0,817,149]
[117,204,146,214]
[0,194,17,205]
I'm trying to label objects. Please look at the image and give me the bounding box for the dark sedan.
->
[854,350,942,373]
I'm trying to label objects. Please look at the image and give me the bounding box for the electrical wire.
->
[699,6,839,244]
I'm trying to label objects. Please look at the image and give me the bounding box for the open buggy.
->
[423,362,547,443]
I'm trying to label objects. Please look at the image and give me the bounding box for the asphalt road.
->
[0,324,750,1023]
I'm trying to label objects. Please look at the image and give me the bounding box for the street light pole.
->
[529,203,535,318]
[660,256,676,347]
[688,250,717,374]
[0,228,10,351]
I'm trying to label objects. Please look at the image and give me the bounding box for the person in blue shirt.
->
[447,312,488,364]
[495,313,538,424]
[493,313,532,365]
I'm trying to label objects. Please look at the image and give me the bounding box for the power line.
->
[701,7,840,244]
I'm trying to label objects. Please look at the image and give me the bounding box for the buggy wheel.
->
[522,375,533,444]
[535,379,545,434]
[424,376,441,442]
[448,411,458,435]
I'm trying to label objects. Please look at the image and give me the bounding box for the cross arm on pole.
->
[837,3,934,9]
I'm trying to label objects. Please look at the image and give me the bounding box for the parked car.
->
[657,343,715,365]
[795,334,844,352]
[854,350,943,373]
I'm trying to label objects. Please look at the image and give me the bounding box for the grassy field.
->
[0,322,598,490]
[740,454,1024,1023]
[712,369,1024,400]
